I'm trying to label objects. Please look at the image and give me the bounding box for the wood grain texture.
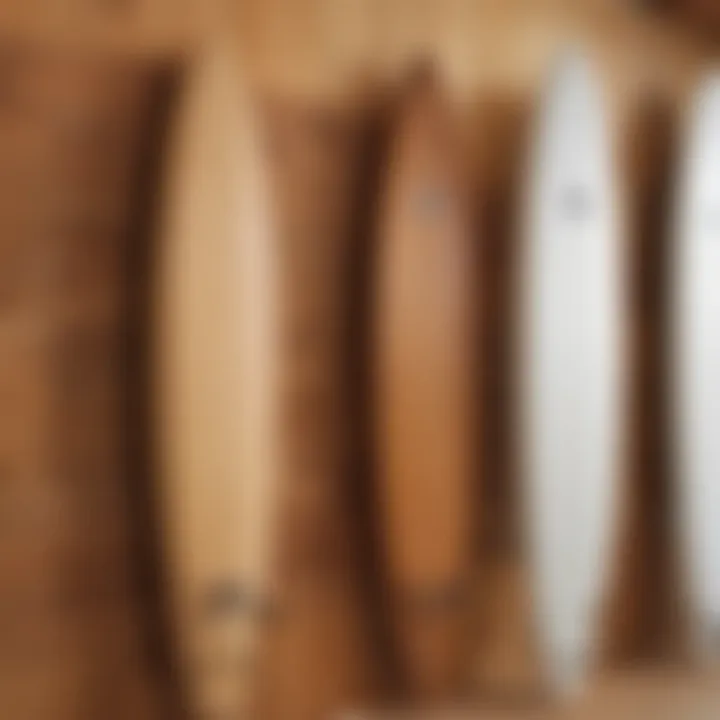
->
[0,44,169,720]
[253,99,386,720]
[363,667,720,718]
[671,1,720,35]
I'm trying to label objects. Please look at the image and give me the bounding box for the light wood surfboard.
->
[671,73,720,663]
[518,52,624,695]
[155,41,281,718]
[374,65,476,701]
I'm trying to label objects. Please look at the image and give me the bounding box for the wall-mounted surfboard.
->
[374,64,476,701]
[518,52,624,695]
[155,41,281,718]
[671,74,720,663]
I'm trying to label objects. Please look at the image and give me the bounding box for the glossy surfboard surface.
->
[672,74,720,662]
[155,41,280,717]
[374,65,475,701]
[519,53,624,695]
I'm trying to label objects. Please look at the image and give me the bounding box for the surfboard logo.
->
[201,581,273,620]
[560,183,593,222]
[413,182,451,225]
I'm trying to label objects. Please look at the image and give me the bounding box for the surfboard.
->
[671,73,720,663]
[374,64,476,701]
[518,52,624,695]
[154,41,281,718]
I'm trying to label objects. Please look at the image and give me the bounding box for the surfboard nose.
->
[405,57,438,91]
[553,48,593,87]
[542,50,604,136]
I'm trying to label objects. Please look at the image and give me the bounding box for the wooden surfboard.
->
[374,64,476,701]
[518,52,624,695]
[154,41,281,718]
[671,73,720,663]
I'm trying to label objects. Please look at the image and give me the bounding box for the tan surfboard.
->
[154,40,281,718]
[374,64,476,701]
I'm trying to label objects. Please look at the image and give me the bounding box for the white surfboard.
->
[672,74,720,662]
[518,52,624,695]
[155,41,281,718]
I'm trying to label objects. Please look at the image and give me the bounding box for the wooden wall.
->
[0,49,170,718]
[0,1,718,718]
